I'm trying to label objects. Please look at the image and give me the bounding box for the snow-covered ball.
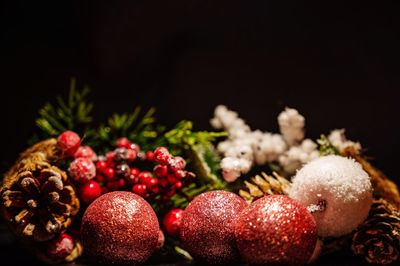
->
[289,155,372,237]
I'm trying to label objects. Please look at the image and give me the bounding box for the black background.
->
[1,1,400,265]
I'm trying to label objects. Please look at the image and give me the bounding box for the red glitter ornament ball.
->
[81,191,160,265]
[234,195,318,266]
[180,190,247,264]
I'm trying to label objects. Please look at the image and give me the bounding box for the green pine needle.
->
[318,134,341,156]
[34,78,93,137]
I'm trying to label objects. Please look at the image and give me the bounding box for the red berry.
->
[146,151,155,161]
[96,161,107,172]
[95,174,106,183]
[118,178,126,188]
[107,181,119,191]
[167,174,178,185]
[127,174,139,184]
[159,179,168,188]
[106,151,115,162]
[57,131,81,157]
[174,181,183,189]
[80,180,102,204]
[154,165,168,178]
[174,170,186,179]
[69,158,96,183]
[129,143,140,153]
[116,137,131,148]
[139,171,153,184]
[132,184,147,197]
[47,233,74,259]
[146,178,158,187]
[150,186,159,194]
[104,167,115,180]
[126,149,137,162]
[162,209,184,236]
[74,146,96,160]
[169,156,186,171]
[130,168,140,177]
[166,188,176,197]
[154,147,172,165]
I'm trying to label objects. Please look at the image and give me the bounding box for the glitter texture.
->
[180,190,247,264]
[81,191,159,265]
[289,155,372,237]
[235,195,318,266]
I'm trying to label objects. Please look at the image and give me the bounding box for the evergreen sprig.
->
[318,134,341,156]
[35,78,93,137]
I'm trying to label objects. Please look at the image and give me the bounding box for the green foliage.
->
[85,107,165,152]
[165,121,227,188]
[35,78,93,137]
[318,134,341,156]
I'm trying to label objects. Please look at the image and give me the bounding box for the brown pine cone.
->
[239,172,292,203]
[343,146,400,208]
[1,139,80,242]
[352,199,400,265]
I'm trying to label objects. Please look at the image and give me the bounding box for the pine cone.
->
[343,146,400,208]
[352,199,400,265]
[1,139,80,242]
[239,172,292,203]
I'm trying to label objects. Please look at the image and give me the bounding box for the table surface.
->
[0,223,370,266]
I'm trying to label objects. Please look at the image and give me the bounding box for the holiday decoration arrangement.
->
[1,79,399,265]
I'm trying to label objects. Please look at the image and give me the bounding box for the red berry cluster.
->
[93,138,195,202]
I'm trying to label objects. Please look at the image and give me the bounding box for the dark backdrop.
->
[2,1,399,178]
[1,1,400,265]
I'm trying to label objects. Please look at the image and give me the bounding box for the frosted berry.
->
[163,209,184,237]
[115,164,130,178]
[169,157,186,171]
[154,165,168,178]
[114,148,127,162]
[47,233,75,259]
[80,180,102,204]
[116,137,131,148]
[74,146,97,160]
[132,184,147,197]
[57,131,81,157]
[69,158,96,183]
[154,147,171,165]
[129,143,140,153]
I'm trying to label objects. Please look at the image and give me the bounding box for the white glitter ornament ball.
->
[289,155,372,237]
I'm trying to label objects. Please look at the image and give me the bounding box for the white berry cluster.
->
[328,129,362,153]
[210,106,319,182]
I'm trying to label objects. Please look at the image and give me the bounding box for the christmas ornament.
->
[57,131,81,157]
[352,199,400,265]
[239,172,292,203]
[74,146,97,161]
[289,155,373,237]
[234,195,318,266]
[81,191,160,265]
[68,158,96,183]
[0,139,80,242]
[180,190,247,264]
[162,208,184,237]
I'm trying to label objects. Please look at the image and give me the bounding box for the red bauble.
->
[234,195,318,266]
[180,190,247,264]
[81,192,160,265]
[162,208,184,237]
[57,131,81,157]
[80,180,102,204]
